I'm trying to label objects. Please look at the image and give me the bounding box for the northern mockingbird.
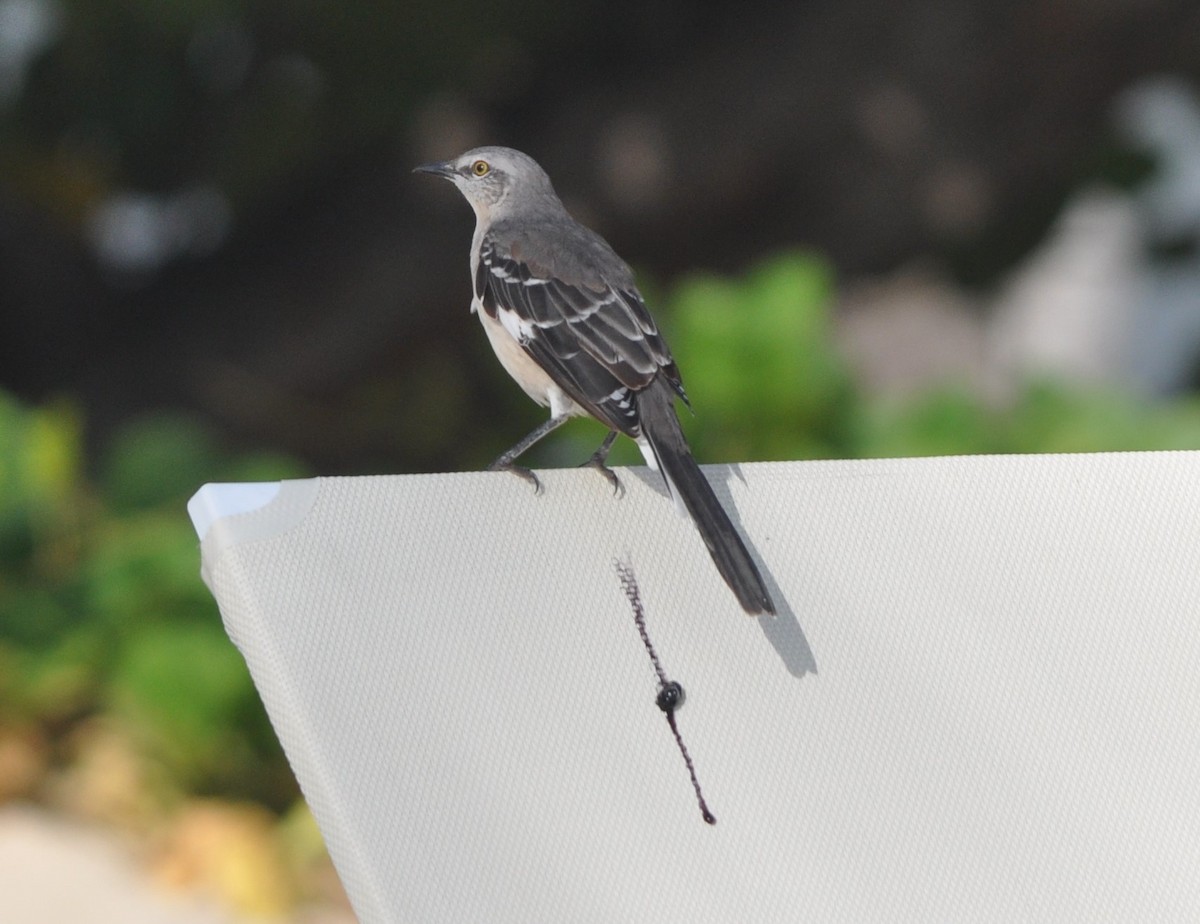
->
[416,146,775,615]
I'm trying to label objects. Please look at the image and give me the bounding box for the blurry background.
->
[3,0,1200,920]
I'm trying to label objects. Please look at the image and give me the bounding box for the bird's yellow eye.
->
[471,160,490,177]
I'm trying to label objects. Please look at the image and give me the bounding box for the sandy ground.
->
[0,805,356,924]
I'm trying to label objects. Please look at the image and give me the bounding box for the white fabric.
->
[187,481,280,542]
[193,454,1200,922]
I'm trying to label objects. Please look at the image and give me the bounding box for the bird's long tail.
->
[636,381,776,615]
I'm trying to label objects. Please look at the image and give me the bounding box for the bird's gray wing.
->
[477,230,687,436]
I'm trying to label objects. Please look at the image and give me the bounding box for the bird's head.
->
[414,146,558,220]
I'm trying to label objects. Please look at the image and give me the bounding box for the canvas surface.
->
[196,455,1200,922]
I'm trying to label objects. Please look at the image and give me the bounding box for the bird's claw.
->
[488,460,543,495]
[581,455,624,498]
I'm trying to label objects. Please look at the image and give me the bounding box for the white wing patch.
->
[489,262,549,287]
[497,304,536,344]
[606,386,634,410]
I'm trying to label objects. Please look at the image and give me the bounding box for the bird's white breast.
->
[474,297,582,419]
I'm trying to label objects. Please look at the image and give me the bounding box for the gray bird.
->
[416,146,774,615]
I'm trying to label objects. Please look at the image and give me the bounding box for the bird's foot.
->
[487,458,543,495]
[580,453,623,498]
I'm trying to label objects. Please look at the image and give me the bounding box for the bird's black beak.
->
[413,160,456,179]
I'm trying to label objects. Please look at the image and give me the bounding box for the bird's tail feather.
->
[637,383,776,615]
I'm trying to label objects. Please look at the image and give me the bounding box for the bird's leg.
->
[487,414,571,494]
[580,430,623,497]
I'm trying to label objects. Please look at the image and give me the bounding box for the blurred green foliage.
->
[0,396,305,808]
[669,252,856,461]
[5,249,1200,814]
[665,250,1200,463]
